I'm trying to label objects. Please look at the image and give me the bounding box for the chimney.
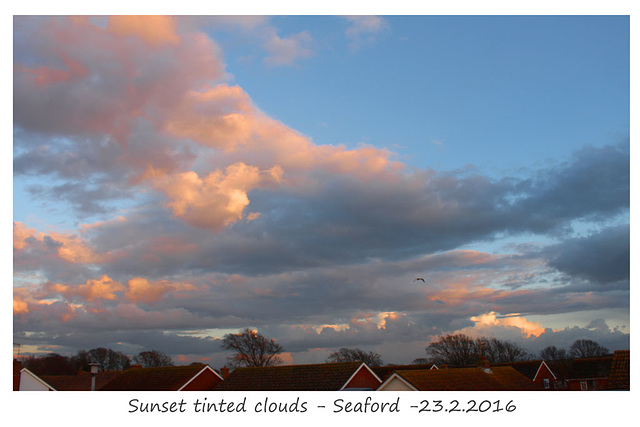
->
[220,366,230,379]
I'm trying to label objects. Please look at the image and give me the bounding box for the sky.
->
[11,14,630,367]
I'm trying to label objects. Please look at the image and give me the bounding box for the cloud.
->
[125,277,197,303]
[263,30,314,67]
[509,143,629,233]
[46,275,125,303]
[344,16,389,49]
[542,224,630,285]
[148,162,283,231]
[161,84,254,150]
[14,16,226,143]
[13,221,115,266]
[107,15,181,46]
[192,16,314,67]
[457,311,546,339]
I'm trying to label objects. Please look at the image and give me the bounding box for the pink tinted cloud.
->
[149,162,283,231]
[13,286,80,323]
[125,277,197,303]
[40,275,198,305]
[13,221,114,265]
[107,15,180,46]
[456,311,547,339]
[163,85,254,151]
[14,16,225,145]
[47,275,125,302]
[15,54,89,87]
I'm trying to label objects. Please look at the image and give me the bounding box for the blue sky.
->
[12,14,630,367]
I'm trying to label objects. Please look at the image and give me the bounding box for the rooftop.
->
[389,366,543,391]
[100,364,214,391]
[215,362,376,391]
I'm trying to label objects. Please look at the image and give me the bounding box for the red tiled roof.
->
[215,362,375,391]
[392,366,543,391]
[607,350,630,390]
[41,371,121,391]
[100,364,215,391]
[492,360,547,381]
[372,364,434,382]
[567,356,613,381]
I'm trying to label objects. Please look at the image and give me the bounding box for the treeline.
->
[220,329,614,369]
[19,334,614,375]
[20,348,174,376]
[412,334,611,367]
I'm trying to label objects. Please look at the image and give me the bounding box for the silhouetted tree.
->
[539,345,568,361]
[221,328,284,367]
[426,334,478,366]
[326,348,383,366]
[22,353,76,375]
[88,347,131,371]
[569,339,609,358]
[477,337,532,363]
[133,350,174,368]
[70,349,93,372]
[426,334,531,366]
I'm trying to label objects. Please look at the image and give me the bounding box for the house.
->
[100,364,224,391]
[214,362,382,391]
[377,365,543,391]
[607,350,630,390]
[14,361,223,391]
[566,355,614,391]
[493,360,560,390]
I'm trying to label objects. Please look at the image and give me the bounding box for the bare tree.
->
[569,339,609,358]
[426,334,531,366]
[133,350,174,368]
[221,328,284,367]
[427,334,478,366]
[539,345,568,361]
[326,348,383,366]
[88,347,131,371]
[70,349,93,372]
[478,337,532,363]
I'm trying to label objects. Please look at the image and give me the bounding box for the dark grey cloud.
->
[509,142,629,233]
[542,223,630,285]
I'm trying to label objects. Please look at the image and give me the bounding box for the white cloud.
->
[344,16,389,49]
[263,30,314,67]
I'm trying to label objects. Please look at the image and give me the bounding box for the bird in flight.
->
[413,278,426,283]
